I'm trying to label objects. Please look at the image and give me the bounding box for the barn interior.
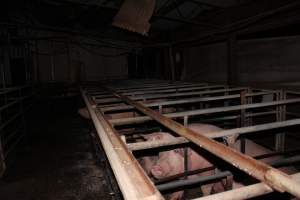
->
[1,1,300,200]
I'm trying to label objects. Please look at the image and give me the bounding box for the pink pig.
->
[150,124,223,199]
[78,107,91,119]
[138,132,170,175]
[149,123,296,200]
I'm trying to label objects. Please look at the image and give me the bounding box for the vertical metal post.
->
[246,88,253,126]
[0,62,6,89]
[19,88,27,142]
[0,135,5,178]
[239,90,247,153]
[24,28,30,84]
[135,49,138,77]
[0,95,5,177]
[275,90,286,152]
[168,46,175,81]
[66,40,71,82]
[183,115,189,199]
[3,30,11,86]
[50,40,55,81]
[227,34,237,86]
[34,40,40,82]
[158,105,163,114]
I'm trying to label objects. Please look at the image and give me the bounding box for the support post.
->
[227,34,237,86]
[50,40,55,81]
[168,46,176,81]
[275,90,286,152]
[34,40,40,82]
[0,136,5,177]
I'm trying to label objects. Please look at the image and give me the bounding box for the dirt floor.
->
[0,97,114,200]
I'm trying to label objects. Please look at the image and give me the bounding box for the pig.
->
[78,107,91,119]
[138,132,169,175]
[149,123,296,200]
[78,107,138,120]
[150,124,224,199]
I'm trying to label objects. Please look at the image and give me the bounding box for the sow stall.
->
[81,79,300,200]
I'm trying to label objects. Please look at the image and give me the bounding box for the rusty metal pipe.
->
[127,118,300,151]
[108,88,300,198]
[156,171,232,192]
[95,87,247,100]
[81,90,163,200]
[116,82,206,92]
[110,98,300,125]
[121,85,225,96]
[194,173,300,200]
[101,91,276,113]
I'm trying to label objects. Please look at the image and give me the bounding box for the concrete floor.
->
[0,98,112,200]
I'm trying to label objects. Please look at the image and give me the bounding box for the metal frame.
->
[0,85,34,177]
[81,80,300,200]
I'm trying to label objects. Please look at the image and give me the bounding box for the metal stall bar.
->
[0,85,33,176]
[115,83,208,92]
[81,90,164,200]
[121,85,226,96]
[106,87,300,198]
[92,84,226,100]
[193,172,300,200]
[110,98,300,126]
[156,171,232,192]
[101,91,276,113]
[127,118,300,151]
[95,87,248,105]
[87,82,207,94]
[156,154,300,193]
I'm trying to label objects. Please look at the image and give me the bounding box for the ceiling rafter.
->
[42,0,219,29]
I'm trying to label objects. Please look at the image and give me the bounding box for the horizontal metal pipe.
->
[114,83,206,93]
[200,111,276,123]
[110,98,300,125]
[127,118,300,151]
[156,171,232,192]
[270,155,300,167]
[193,173,300,200]
[101,91,276,113]
[95,87,247,103]
[116,83,208,92]
[108,88,300,198]
[94,85,226,101]
[154,166,216,185]
[121,85,225,96]
[153,150,300,186]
